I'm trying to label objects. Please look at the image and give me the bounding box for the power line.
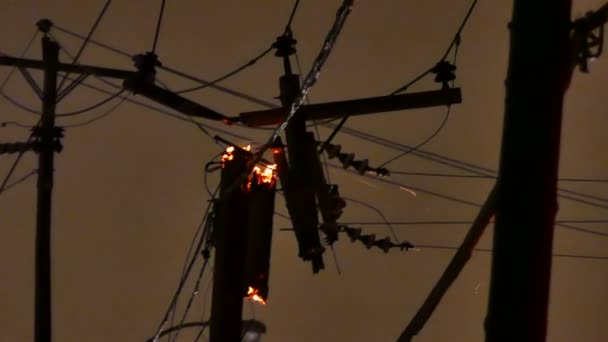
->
[51,23,281,110]
[378,106,451,168]
[0,169,37,196]
[414,244,608,261]
[389,171,608,183]
[284,0,301,33]
[55,89,125,117]
[327,125,608,211]
[62,94,129,128]
[342,196,400,242]
[174,45,274,95]
[337,219,608,226]
[152,0,167,54]
[57,0,113,92]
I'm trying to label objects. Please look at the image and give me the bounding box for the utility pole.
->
[485,1,573,341]
[209,148,251,342]
[34,35,59,342]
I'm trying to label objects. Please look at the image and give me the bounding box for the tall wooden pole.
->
[485,1,572,341]
[35,36,59,342]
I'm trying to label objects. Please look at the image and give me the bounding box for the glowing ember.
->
[247,286,267,304]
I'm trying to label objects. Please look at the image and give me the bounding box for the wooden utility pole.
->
[34,35,59,342]
[485,1,573,341]
[209,149,251,342]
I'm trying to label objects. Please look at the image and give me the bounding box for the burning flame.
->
[252,164,277,185]
[221,145,277,189]
[247,286,267,304]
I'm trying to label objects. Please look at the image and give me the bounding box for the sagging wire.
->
[62,94,130,128]
[55,89,126,117]
[378,105,452,169]
[174,45,274,94]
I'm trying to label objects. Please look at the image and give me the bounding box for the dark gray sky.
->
[1,1,607,341]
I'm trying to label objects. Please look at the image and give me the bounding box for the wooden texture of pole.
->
[485,1,572,341]
[35,36,59,342]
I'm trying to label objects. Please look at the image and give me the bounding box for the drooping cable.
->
[174,45,274,95]
[378,106,451,168]
[55,89,125,117]
[62,94,129,128]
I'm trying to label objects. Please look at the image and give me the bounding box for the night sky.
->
[1,1,607,341]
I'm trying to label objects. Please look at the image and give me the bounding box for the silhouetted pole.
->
[35,36,59,342]
[485,1,572,341]
[209,150,250,342]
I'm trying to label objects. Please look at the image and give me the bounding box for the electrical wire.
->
[284,0,301,33]
[320,0,476,154]
[51,23,281,109]
[0,169,37,196]
[174,45,274,94]
[62,94,129,128]
[389,171,608,183]
[342,196,400,243]
[336,219,608,226]
[0,90,41,114]
[57,0,113,92]
[378,106,451,168]
[150,196,216,342]
[55,89,126,117]
[152,0,167,54]
[1,121,34,129]
[59,72,252,141]
[328,124,608,211]
[170,258,211,342]
[414,244,608,261]
[0,30,38,89]
[166,187,218,341]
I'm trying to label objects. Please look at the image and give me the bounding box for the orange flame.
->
[247,286,267,304]
[221,145,278,189]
